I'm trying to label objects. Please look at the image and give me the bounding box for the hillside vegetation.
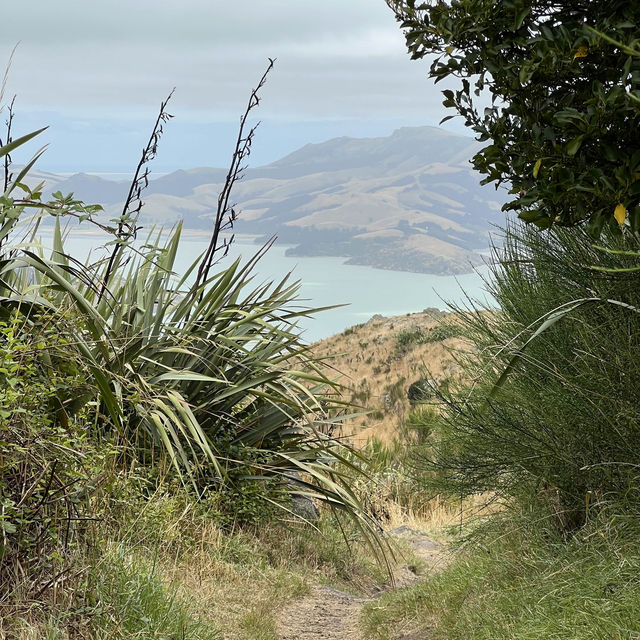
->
[311,309,465,445]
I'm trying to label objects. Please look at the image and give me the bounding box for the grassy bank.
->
[362,512,640,639]
[6,482,389,639]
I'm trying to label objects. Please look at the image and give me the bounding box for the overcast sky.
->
[3,0,459,173]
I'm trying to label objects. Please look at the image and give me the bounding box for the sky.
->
[3,0,459,173]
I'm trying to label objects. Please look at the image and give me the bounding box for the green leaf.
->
[518,209,543,223]
[5,146,48,196]
[566,135,586,156]
[0,520,17,534]
[0,127,48,160]
[514,7,530,29]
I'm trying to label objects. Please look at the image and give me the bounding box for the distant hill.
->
[311,309,466,445]
[41,126,505,275]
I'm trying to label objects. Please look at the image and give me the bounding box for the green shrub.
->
[396,326,426,347]
[402,406,438,446]
[422,323,462,344]
[396,323,461,351]
[422,222,640,527]
[0,99,384,631]
[1,203,375,546]
[0,309,113,605]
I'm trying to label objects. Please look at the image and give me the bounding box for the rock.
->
[284,471,320,522]
[388,525,440,552]
[407,378,437,404]
[422,307,446,318]
[290,493,320,522]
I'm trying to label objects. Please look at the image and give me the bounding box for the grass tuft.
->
[362,513,640,639]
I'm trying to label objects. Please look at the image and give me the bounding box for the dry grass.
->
[311,309,468,446]
[131,500,484,639]
[126,516,390,640]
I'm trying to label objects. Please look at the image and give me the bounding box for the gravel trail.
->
[276,527,442,640]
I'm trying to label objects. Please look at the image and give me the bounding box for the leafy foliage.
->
[0,309,109,602]
[0,114,379,530]
[4,224,370,525]
[387,0,640,234]
[0,74,386,628]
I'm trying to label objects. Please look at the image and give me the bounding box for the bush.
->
[388,0,640,233]
[407,378,437,405]
[396,323,461,351]
[0,309,111,605]
[0,84,382,628]
[396,326,426,347]
[1,183,374,540]
[403,406,438,446]
[421,221,640,528]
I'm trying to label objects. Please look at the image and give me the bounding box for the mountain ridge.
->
[38,126,505,275]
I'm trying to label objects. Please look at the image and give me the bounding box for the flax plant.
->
[0,100,383,553]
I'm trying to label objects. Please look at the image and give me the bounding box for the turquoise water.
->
[37,232,493,342]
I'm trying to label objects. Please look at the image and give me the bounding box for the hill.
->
[311,309,468,445]
[42,126,505,275]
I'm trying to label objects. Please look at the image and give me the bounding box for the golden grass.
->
[124,512,391,640]
[311,310,468,446]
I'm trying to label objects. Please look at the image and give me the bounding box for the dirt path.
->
[276,526,442,640]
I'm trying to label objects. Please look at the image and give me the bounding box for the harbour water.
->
[37,232,493,343]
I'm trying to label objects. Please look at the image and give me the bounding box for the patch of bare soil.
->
[276,527,443,640]
[277,586,366,640]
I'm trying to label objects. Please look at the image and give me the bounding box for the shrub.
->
[423,323,462,344]
[396,323,461,351]
[407,378,437,405]
[396,326,425,347]
[0,308,111,605]
[422,221,640,528]
[0,74,384,625]
[388,0,640,233]
[402,406,438,446]
[0,129,377,538]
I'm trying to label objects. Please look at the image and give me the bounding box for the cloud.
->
[5,0,396,47]
[4,0,441,121]
[3,1,466,171]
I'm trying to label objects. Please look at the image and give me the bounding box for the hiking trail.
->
[276,526,443,640]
